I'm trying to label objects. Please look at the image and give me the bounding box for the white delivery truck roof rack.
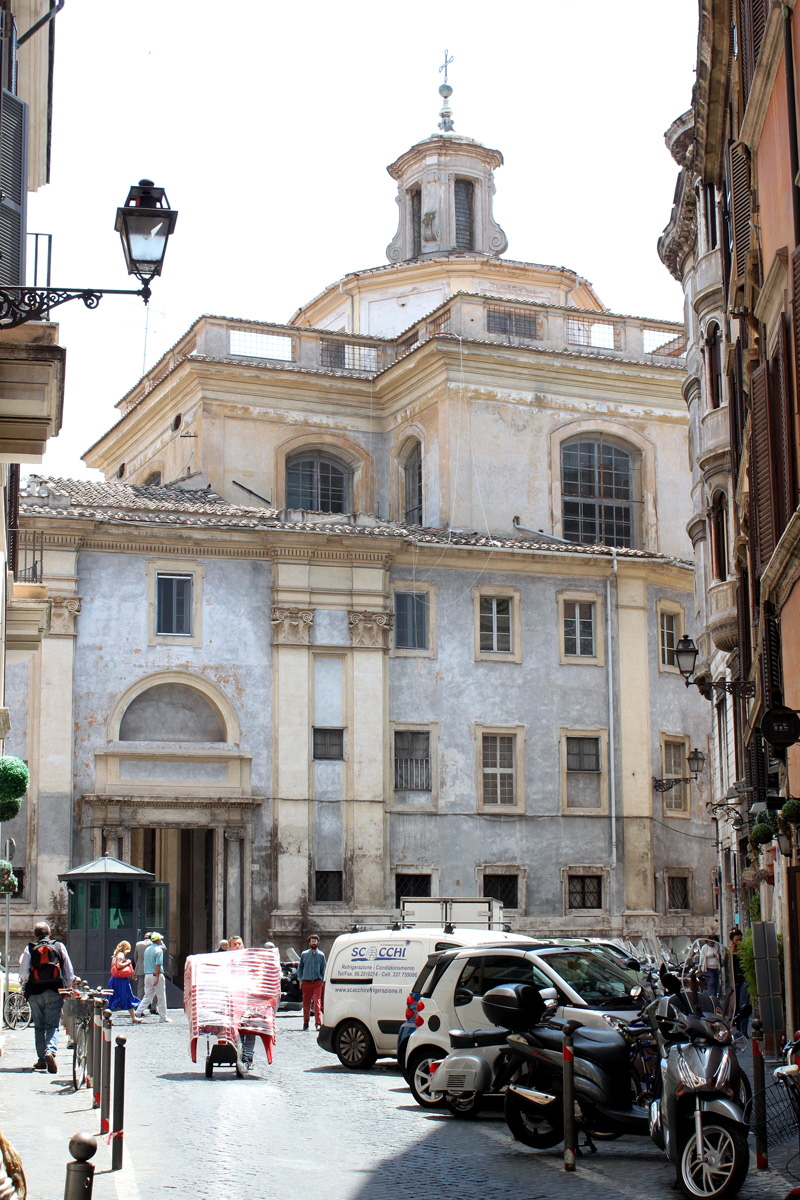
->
[399,897,505,930]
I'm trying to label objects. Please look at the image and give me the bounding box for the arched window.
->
[710,491,728,580]
[286,452,349,513]
[561,437,637,548]
[143,471,162,486]
[119,683,226,742]
[404,440,423,524]
[706,323,723,409]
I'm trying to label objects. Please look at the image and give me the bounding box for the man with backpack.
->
[18,921,74,1073]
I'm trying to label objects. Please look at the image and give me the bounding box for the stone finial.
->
[438,83,454,133]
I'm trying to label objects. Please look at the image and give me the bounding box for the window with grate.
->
[561,438,636,548]
[564,601,595,657]
[156,574,193,635]
[667,875,690,910]
[429,310,451,334]
[567,318,615,349]
[566,737,601,809]
[482,734,516,805]
[482,873,519,909]
[568,875,602,909]
[454,179,474,251]
[643,327,686,357]
[660,611,677,667]
[398,331,421,355]
[394,592,428,650]
[286,453,348,513]
[313,728,344,760]
[315,870,343,903]
[479,596,512,653]
[486,307,539,339]
[394,731,431,791]
[319,339,378,372]
[410,188,422,258]
[229,329,293,361]
[663,741,688,813]
[395,873,431,909]
[404,441,423,524]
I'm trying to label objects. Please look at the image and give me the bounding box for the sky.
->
[28,0,699,481]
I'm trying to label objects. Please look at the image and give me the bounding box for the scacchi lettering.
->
[29,939,63,985]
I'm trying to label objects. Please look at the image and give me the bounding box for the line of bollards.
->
[63,1030,127,1198]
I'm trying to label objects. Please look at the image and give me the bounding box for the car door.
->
[452,952,552,1031]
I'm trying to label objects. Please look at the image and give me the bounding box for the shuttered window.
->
[729,337,746,487]
[728,142,751,284]
[0,90,27,286]
[750,362,776,572]
[740,0,768,106]
[737,569,752,681]
[761,605,783,710]
[792,248,800,428]
[410,188,421,258]
[771,316,797,537]
[454,179,474,251]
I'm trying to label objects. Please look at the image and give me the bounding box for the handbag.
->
[111,958,135,979]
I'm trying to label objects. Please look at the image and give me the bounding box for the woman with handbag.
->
[108,940,142,1022]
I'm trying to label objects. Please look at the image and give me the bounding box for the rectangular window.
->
[454,179,474,251]
[663,740,688,812]
[660,611,677,667]
[394,731,431,791]
[395,592,428,649]
[314,870,343,903]
[395,873,431,909]
[566,736,601,809]
[566,317,615,349]
[564,600,595,657]
[482,873,519,909]
[312,728,344,760]
[156,574,192,636]
[482,734,516,805]
[643,327,686,356]
[479,596,511,653]
[667,875,690,910]
[319,339,379,372]
[568,874,602,909]
[411,188,421,258]
[229,329,293,361]
[486,307,539,339]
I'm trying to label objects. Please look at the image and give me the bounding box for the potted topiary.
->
[0,756,29,822]
[781,797,800,826]
[749,823,774,854]
[0,860,17,894]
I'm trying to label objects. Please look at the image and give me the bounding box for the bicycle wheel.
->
[72,1023,88,1091]
[4,991,31,1030]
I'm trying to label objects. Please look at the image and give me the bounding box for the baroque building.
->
[659,0,800,1031]
[9,86,712,971]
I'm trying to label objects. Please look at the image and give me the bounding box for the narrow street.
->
[0,1010,791,1200]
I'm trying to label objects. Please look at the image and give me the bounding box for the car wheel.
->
[334,1020,377,1070]
[407,1047,445,1109]
[445,1090,484,1119]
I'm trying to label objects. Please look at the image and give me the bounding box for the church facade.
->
[7,95,713,966]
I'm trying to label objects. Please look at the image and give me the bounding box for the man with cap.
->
[297,934,326,1031]
[134,933,152,1002]
[134,932,171,1022]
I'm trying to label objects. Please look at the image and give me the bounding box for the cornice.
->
[760,508,800,610]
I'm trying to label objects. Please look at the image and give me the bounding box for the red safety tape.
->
[105,1130,124,1147]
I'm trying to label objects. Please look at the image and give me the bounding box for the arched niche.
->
[108,672,240,744]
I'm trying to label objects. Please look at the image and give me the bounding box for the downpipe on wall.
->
[606,551,618,873]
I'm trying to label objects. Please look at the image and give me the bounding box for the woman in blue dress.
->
[108,940,142,1022]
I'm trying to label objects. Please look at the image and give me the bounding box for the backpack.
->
[28,939,63,986]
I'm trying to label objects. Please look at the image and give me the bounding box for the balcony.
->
[708,578,738,652]
[697,405,730,471]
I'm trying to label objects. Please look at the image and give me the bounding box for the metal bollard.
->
[111,1036,126,1172]
[752,1018,768,1170]
[63,1132,97,1200]
[563,1019,581,1171]
[100,1010,113,1134]
[91,1000,103,1109]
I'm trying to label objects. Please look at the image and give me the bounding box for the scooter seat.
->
[572,1026,629,1069]
[449,1027,509,1049]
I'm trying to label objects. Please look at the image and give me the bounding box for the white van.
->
[317,927,537,1069]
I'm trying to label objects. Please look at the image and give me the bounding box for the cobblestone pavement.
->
[0,1009,795,1200]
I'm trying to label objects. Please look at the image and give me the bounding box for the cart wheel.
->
[205,1058,213,1079]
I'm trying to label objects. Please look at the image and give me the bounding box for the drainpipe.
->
[783,5,800,246]
[606,551,618,871]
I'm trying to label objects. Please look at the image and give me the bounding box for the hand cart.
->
[184,947,281,1078]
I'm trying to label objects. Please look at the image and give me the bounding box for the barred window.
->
[566,736,601,809]
[315,870,343,902]
[313,728,344,760]
[568,874,602,909]
[486,307,539,339]
[394,731,431,791]
[482,873,519,909]
[230,329,293,360]
[395,873,431,909]
[566,317,615,349]
[319,340,379,371]
[564,601,595,657]
[562,438,636,548]
[482,734,516,805]
[286,453,348,513]
[667,875,690,910]
[480,596,512,653]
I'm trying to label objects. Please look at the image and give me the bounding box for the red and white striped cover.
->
[185,947,281,1062]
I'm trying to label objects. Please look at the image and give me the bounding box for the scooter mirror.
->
[626,958,641,971]
[454,987,473,1007]
[630,984,643,998]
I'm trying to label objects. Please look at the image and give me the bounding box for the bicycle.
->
[60,983,112,1091]
[3,987,31,1030]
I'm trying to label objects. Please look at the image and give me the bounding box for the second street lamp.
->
[0,179,178,329]
[673,635,755,700]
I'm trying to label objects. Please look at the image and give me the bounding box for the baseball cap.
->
[150,932,163,942]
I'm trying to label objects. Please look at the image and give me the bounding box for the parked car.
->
[317,927,537,1069]
[401,941,648,1107]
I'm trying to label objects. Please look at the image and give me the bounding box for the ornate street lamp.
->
[653,747,706,792]
[673,635,755,700]
[0,179,177,329]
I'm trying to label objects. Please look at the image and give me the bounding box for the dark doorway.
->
[130,828,214,985]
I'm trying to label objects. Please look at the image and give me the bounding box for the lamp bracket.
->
[652,776,697,792]
[0,285,150,329]
[689,677,756,700]
[706,800,745,830]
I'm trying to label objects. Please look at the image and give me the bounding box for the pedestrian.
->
[699,935,721,1005]
[216,939,229,952]
[726,929,750,1036]
[18,920,74,1073]
[134,933,151,1001]
[108,940,142,1022]
[227,935,255,1069]
[297,934,326,1031]
[134,932,171,1022]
